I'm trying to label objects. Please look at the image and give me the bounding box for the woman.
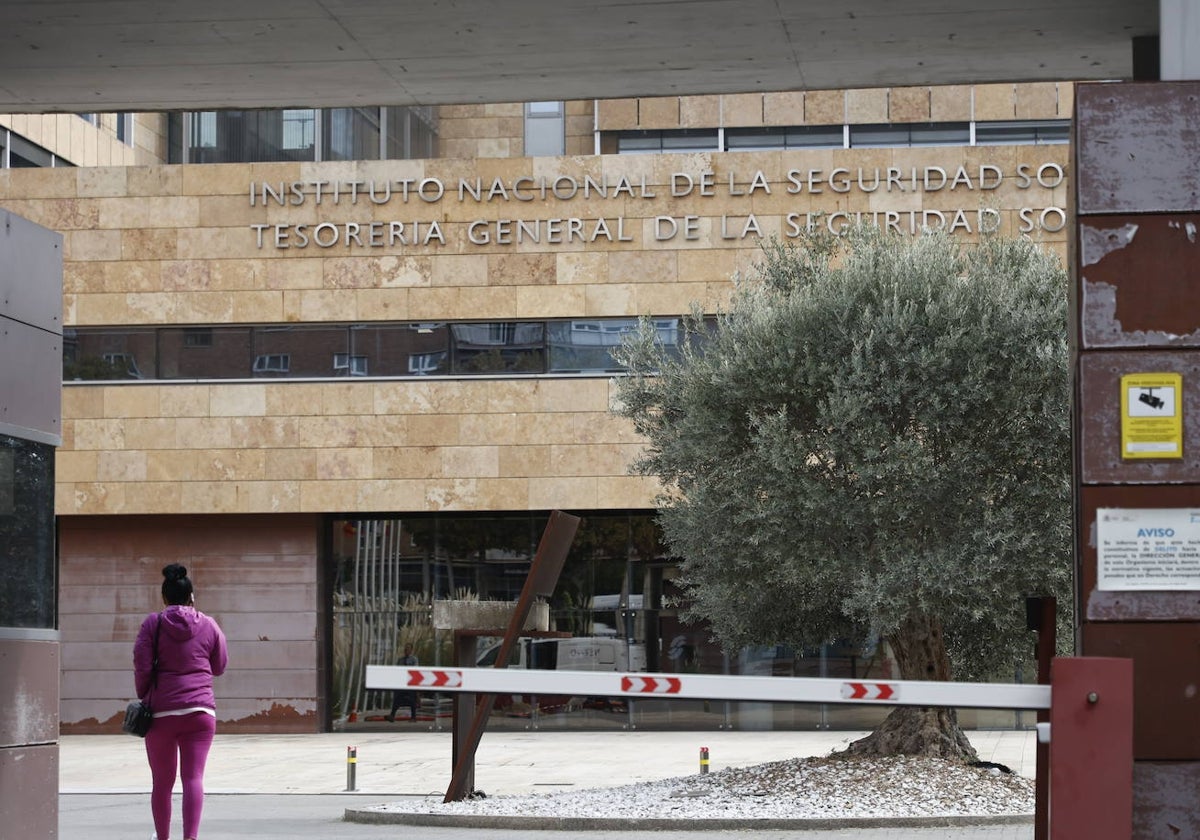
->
[133,563,228,840]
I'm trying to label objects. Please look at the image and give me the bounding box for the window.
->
[975,120,1070,145]
[281,110,317,155]
[183,328,213,348]
[408,352,447,375]
[116,113,134,146]
[5,133,54,168]
[175,106,440,164]
[77,113,98,126]
[252,353,290,373]
[549,318,680,373]
[192,112,218,149]
[333,353,369,376]
[616,129,719,154]
[64,318,696,382]
[102,353,142,378]
[725,126,846,151]
[524,101,565,157]
[849,122,970,148]
[324,108,381,161]
[385,106,439,160]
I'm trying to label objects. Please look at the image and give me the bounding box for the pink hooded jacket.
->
[133,605,228,712]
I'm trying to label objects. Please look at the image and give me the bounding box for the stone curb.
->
[344,808,1034,831]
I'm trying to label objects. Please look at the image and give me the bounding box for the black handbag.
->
[122,699,153,737]
[122,612,161,738]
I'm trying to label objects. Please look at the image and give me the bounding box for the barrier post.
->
[699,746,709,774]
[345,745,357,792]
[1048,657,1132,840]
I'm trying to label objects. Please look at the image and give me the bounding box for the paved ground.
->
[61,795,1034,840]
[60,729,1037,838]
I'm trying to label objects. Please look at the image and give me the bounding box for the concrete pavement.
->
[60,728,1038,797]
[59,729,1037,839]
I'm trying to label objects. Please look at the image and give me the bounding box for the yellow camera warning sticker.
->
[1120,372,1183,460]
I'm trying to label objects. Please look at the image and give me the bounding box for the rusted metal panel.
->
[1132,762,1200,840]
[1078,215,1200,348]
[1078,352,1200,484]
[1082,623,1200,760]
[1076,82,1200,215]
[1078,485,1200,621]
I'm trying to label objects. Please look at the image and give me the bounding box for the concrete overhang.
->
[0,1,1157,113]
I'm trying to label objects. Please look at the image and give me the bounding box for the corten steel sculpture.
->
[444,509,580,802]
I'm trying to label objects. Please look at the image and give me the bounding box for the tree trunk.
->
[841,612,978,760]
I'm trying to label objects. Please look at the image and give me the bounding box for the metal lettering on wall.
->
[245,161,1068,249]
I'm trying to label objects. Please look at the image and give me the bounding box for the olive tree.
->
[613,228,1071,758]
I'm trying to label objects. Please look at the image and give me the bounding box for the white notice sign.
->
[1096,508,1200,591]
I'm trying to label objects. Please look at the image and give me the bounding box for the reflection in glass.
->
[172,106,438,164]
[184,110,318,163]
[63,318,695,381]
[0,435,55,629]
[548,318,679,373]
[450,322,545,374]
[63,327,155,380]
[324,108,382,161]
[329,511,906,731]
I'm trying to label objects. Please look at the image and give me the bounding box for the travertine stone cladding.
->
[1,134,1069,518]
[594,82,1071,130]
[437,100,594,158]
[56,378,657,515]
[3,145,1069,330]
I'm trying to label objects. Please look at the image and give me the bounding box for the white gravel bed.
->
[365,754,1034,821]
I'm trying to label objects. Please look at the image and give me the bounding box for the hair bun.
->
[162,563,189,583]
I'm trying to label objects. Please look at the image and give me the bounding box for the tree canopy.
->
[613,228,1072,696]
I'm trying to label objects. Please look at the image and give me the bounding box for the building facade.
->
[0,82,1070,734]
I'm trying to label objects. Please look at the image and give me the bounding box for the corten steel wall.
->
[58,513,325,734]
[1074,82,1200,838]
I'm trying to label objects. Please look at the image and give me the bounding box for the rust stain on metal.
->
[1082,623,1200,761]
[64,703,318,735]
[1132,763,1200,839]
[1086,590,1200,622]
[222,702,317,734]
[1079,215,1200,348]
[1076,82,1200,215]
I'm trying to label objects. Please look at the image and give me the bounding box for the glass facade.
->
[615,120,1069,153]
[848,122,971,148]
[169,106,438,164]
[0,434,56,629]
[62,317,688,382]
[332,511,920,732]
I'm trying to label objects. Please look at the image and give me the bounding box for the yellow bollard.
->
[346,745,358,791]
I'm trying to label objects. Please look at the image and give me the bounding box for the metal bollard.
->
[346,745,357,791]
[699,746,709,774]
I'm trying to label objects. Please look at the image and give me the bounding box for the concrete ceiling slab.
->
[0,0,1158,112]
